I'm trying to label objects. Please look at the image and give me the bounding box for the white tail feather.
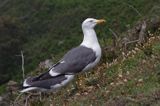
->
[23,79,31,87]
[20,87,38,93]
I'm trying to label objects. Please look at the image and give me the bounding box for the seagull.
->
[21,18,106,92]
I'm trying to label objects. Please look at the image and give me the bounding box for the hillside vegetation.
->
[0,0,160,81]
[0,0,160,105]
[14,32,160,106]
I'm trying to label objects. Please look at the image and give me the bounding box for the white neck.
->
[80,27,99,48]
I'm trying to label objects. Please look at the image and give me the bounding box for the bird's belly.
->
[82,56,101,72]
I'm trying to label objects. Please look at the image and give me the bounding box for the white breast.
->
[80,23,102,72]
[82,44,101,72]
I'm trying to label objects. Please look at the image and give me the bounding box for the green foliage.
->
[153,42,160,54]
[0,0,160,91]
[20,0,160,74]
[0,16,26,83]
[0,84,6,95]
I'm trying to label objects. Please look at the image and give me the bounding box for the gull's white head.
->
[82,18,106,29]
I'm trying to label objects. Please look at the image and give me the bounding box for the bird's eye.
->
[89,20,93,22]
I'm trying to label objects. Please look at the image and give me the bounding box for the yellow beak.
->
[96,19,106,24]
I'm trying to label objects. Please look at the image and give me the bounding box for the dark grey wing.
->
[51,46,96,74]
[21,74,75,92]
[23,74,67,89]
[21,46,96,92]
